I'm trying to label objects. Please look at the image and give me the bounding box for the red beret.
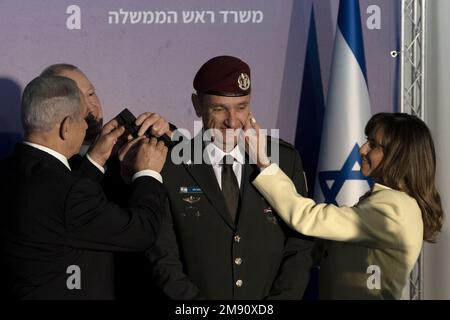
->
[193,56,251,97]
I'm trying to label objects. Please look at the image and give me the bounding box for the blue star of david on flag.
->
[313,0,373,206]
[318,144,373,205]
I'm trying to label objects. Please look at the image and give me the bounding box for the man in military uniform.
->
[147,55,313,299]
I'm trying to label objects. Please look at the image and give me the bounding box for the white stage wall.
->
[424,0,450,300]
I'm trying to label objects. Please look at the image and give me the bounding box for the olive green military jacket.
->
[147,136,314,299]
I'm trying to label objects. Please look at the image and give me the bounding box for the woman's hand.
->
[243,113,271,169]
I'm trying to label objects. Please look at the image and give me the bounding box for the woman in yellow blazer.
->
[244,112,443,299]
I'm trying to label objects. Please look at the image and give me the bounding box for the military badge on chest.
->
[180,186,202,218]
[263,206,278,225]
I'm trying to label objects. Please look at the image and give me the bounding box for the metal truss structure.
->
[400,0,426,119]
[400,0,426,300]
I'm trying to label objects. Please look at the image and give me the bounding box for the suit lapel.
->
[236,161,260,226]
[182,135,235,229]
[237,137,273,225]
[183,162,235,229]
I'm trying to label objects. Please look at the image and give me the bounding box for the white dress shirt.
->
[23,142,72,171]
[204,142,245,189]
[81,143,162,183]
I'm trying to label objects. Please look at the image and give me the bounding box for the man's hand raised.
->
[87,119,126,167]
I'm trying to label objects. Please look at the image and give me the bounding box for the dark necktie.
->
[221,155,240,223]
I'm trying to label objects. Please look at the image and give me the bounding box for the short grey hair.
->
[21,75,81,134]
[40,63,79,77]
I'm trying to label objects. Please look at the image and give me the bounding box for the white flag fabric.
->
[314,0,372,206]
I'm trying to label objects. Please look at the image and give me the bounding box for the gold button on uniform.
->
[234,257,242,265]
[234,235,241,243]
[235,279,243,287]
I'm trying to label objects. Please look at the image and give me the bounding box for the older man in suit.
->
[39,63,172,152]
[147,56,313,299]
[38,64,176,299]
[0,75,168,299]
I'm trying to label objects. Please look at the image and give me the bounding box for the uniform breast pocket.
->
[262,206,279,225]
[178,194,203,218]
[259,198,279,226]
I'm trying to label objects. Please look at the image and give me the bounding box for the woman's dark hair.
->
[365,112,443,242]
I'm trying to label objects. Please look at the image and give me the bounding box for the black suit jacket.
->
[0,144,166,299]
[147,135,313,299]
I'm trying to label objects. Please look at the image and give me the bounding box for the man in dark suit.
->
[38,64,175,299]
[0,75,168,299]
[147,56,313,299]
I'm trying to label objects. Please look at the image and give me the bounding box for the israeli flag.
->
[314,0,372,206]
